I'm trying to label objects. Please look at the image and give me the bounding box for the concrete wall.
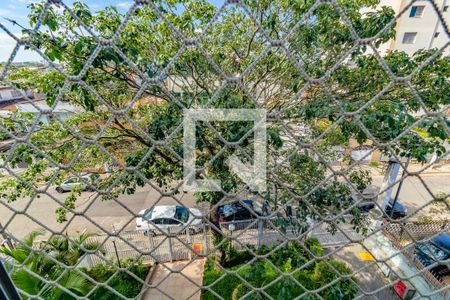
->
[362,0,449,56]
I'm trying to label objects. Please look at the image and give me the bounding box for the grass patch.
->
[368,161,380,167]
[202,239,357,300]
[83,261,149,299]
[202,260,247,300]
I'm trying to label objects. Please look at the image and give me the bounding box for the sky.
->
[0,0,136,62]
[0,0,224,62]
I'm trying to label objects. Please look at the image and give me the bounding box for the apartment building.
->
[365,0,449,56]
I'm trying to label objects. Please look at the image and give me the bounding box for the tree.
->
[0,230,100,299]
[0,0,448,234]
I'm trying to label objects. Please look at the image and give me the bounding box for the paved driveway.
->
[330,243,398,299]
[141,258,206,300]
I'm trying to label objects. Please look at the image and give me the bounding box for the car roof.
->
[149,205,176,219]
[65,173,94,180]
[220,200,254,208]
[433,234,450,251]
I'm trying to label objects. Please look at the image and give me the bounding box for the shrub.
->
[305,237,325,257]
[202,239,358,300]
[83,261,149,299]
[202,258,243,300]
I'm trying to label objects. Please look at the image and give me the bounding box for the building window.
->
[444,6,448,12]
[410,5,425,17]
[434,32,440,38]
[402,32,417,44]
[10,90,22,98]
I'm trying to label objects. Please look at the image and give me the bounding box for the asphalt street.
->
[0,184,196,239]
[0,172,449,239]
[371,172,450,218]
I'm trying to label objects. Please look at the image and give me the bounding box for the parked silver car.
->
[136,205,204,235]
[56,173,100,193]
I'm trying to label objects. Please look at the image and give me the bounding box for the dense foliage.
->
[202,238,357,299]
[0,231,101,299]
[0,230,148,299]
[82,261,149,299]
[0,0,448,232]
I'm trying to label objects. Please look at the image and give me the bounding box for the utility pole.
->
[377,158,401,212]
[375,157,410,224]
[390,157,411,218]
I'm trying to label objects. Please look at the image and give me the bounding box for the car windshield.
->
[174,206,189,223]
[222,205,236,217]
[417,243,449,261]
[143,209,153,220]
[87,174,100,182]
[388,199,404,210]
[64,178,76,183]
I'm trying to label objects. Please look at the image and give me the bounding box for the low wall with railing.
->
[384,222,448,242]
[383,221,449,298]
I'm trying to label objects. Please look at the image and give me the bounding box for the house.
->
[14,100,81,124]
[0,86,33,103]
[0,99,81,125]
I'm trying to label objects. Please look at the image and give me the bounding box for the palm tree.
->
[1,231,52,297]
[45,231,102,266]
[0,230,101,299]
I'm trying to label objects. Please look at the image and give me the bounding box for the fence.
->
[0,0,449,299]
[78,219,365,268]
[383,223,450,299]
[82,227,212,267]
[384,221,448,242]
[82,220,359,268]
[219,219,365,250]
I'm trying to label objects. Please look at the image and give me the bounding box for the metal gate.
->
[0,0,449,299]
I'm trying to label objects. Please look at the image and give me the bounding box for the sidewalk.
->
[141,259,206,300]
[331,243,398,299]
[367,161,450,176]
[364,232,447,300]
[408,162,450,174]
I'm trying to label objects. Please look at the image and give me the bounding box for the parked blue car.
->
[415,233,450,280]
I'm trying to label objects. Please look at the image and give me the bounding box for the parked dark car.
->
[350,186,380,213]
[217,200,261,223]
[350,193,376,213]
[350,191,407,219]
[415,233,450,280]
[384,199,407,219]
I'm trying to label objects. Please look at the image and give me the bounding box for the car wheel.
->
[56,187,64,193]
[85,186,94,192]
[188,228,196,236]
[144,230,155,237]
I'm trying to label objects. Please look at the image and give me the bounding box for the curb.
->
[371,171,450,177]
[139,262,159,300]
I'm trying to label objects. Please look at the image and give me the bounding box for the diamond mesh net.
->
[0,0,449,299]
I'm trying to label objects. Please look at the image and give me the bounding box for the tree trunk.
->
[209,204,227,267]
